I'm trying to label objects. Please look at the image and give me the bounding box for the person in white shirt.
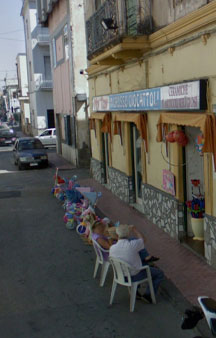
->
[109,224,164,303]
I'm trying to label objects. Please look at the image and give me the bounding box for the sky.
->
[0,0,25,89]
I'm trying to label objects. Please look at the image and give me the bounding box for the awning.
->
[101,112,111,135]
[113,113,148,152]
[156,112,216,170]
[89,112,106,120]
[89,112,106,132]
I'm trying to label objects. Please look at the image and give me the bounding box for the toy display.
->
[51,168,107,245]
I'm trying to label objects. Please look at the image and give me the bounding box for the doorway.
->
[47,109,55,128]
[131,125,143,205]
[183,126,204,256]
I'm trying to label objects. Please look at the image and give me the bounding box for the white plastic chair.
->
[92,239,110,287]
[109,256,156,312]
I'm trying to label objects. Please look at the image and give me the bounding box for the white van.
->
[36,128,56,147]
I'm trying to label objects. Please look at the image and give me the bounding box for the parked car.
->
[0,125,17,146]
[13,137,48,170]
[36,128,56,147]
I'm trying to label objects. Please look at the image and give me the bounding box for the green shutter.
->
[126,0,138,35]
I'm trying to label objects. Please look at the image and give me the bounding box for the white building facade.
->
[16,53,31,132]
[21,0,54,136]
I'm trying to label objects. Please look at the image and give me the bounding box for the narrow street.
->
[0,145,199,338]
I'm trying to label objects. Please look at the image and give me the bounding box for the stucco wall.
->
[48,0,67,35]
[111,62,147,93]
[149,37,216,88]
[152,0,209,29]
[53,60,72,114]
[111,124,128,174]
[145,112,169,191]
[90,123,102,161]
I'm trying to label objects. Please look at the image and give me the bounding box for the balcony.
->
[35,74,53,91]
[86,0,152,60]
[32,26,50,47]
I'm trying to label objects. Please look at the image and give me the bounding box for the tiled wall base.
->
[107,167,135,204]
[204,215,216,268]
[90,158,106,184]
[141,184,185,240]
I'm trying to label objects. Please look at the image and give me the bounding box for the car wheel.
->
[18,161,24,170]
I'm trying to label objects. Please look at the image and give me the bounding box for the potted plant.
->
[186,197,205,241]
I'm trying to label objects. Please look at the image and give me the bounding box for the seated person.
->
[91,220,114,261]
[91,220,158,264]
[109,224,164,303]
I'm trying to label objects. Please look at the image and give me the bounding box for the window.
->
[41,130,51,136]
[44,56,51,80]
[63,24,69,60]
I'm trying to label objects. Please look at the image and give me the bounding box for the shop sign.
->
[162,170,175,196]
[92,80,207,112]
[92,95,109,111]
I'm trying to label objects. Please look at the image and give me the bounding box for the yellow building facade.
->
[87,1,216,267]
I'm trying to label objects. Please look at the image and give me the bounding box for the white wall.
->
[70,0,89,121]
[22,0,53,133]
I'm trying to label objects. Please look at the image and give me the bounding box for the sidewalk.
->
[49,152,216,308]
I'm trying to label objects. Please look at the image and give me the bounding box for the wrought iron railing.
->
[86,0,152,58]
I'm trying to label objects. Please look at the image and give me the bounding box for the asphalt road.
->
[0,145,199,338]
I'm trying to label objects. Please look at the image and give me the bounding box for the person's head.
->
[91,220,106,234]
[116,224,130,239]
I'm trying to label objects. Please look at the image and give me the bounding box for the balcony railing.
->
[32,26,50,46]
[35,74,53,91]
[86,0,152,59]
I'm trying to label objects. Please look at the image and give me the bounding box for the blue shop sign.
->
[109,88,161,111]
[92,80,207,112]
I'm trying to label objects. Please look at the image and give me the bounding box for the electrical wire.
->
[160,142,186,167]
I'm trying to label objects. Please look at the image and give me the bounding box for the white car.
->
[36,128,56,147]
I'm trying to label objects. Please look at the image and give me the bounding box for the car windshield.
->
[18,139,44,151]
[0,125,9,130]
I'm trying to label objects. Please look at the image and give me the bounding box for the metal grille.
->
[86,0,153,58]
[86,0,119,57]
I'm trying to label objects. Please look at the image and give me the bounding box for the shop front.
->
[90,79,216,265]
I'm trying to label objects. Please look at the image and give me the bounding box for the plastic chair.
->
[109,256,156,312]
[92,239,110,287]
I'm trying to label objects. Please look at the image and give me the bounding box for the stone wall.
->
[107,167,135,204]
[204,215,216,268]
[90,158,106,184]
[141,183,185,240]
